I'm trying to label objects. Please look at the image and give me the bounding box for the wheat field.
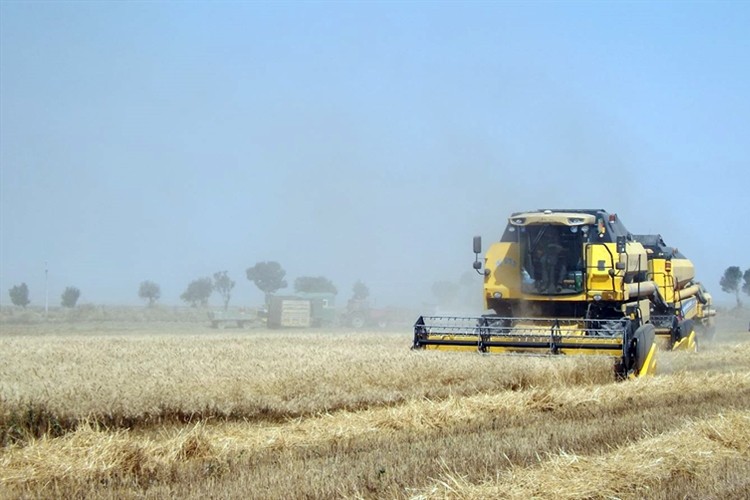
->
[2,312,750,499]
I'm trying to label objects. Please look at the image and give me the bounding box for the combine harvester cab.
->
[413,209,663,379]
[632,234,716,351]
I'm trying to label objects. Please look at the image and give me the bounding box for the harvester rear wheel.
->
[677,319,696,351]
[632,324,656,376]
[677,319,694,340]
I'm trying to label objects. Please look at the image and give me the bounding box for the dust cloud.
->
[1,3,748,310]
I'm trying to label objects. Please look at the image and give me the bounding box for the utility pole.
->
[45,261,49,315]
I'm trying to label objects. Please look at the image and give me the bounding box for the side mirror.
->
[616,235,627,254]
[473,236,482,254]
[473,236,483,275]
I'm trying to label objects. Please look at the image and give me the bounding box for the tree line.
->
[8,283,81,309]
[12,265,749,311]
[140,261,339,309]
[6,261,339,310]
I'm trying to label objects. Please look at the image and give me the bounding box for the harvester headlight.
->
[581,225,590,233]
[493,292,503,299]
[511,218,525,225]
[593,294,602,301]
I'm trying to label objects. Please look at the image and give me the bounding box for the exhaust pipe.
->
[625,281,657,298]
[676,284,701,301]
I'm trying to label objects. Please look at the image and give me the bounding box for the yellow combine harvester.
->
[412,209,712,379]
[631,234,715,351]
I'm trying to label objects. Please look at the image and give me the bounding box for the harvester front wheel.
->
[632,324,656,377]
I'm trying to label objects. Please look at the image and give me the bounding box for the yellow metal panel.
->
[671,258,695,288]
[422,344,478,352]
[672,331,697,352]
[509,212,596,226]
[485,242,521,300]
[621,241,648,275]
[586,243,625,299]
[649,259,676,304]
[630,342,658,378]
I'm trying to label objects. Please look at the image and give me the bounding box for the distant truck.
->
[267,296,312,328]
[266,293,337,328]
[295,292,337,327]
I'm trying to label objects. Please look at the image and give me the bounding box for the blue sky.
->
[1,1,748,308]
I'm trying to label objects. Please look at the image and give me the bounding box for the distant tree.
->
[246,261,287,297]
[61,286,81,308]
[138,280,161,307]
[294,276,337,295]
[8,283,30,308]
[459,270,476,288]
[180,277,213,307]
[352,280,370,301]
[213,271,235,311]
[743,269,750,297]
[431,280,459,307]
[458,270,480,309]
[720,266,743,308]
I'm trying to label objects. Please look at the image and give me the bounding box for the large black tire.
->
[677,319,697,351]
[632,324,656,376]
[669,316,680,345]
[677,319,695,340]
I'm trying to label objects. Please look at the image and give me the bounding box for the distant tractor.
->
[342,299,394,329]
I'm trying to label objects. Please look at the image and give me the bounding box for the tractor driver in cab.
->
[537,229,567,294]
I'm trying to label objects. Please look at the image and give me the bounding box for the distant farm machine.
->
[413,209,715,379]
